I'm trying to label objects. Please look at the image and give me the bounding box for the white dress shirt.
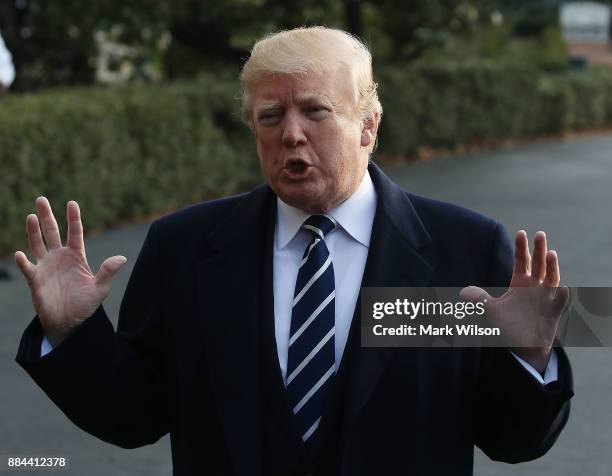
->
[274,170,377,384]
[43,169,558,385]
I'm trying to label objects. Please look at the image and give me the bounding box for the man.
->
[15,27,572,475]
[0,29,15,96]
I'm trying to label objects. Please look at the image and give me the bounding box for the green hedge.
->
[0,78,260,255]
[377,61,612,155]
[3,63,612,255]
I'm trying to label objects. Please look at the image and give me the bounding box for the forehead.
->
[251,70,353,106]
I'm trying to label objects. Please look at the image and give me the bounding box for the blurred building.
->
[0,29,15,92]
[560,1,612,65]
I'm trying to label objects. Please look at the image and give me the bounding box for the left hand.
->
[461,230,570,373]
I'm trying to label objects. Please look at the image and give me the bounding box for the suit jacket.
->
[16,162,573,476]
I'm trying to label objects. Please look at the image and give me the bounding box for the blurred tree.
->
[344,0,363,37]
[368,0,500,61]
[0,0,168,91]
[510,3,558,37]
[164,0,344,78]
[0,0,345,88]
[0,0,571,91]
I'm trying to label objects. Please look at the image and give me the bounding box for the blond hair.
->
[240,26,382,129]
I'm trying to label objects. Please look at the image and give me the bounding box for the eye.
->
[257,112,282,126]
[304,105,329,119]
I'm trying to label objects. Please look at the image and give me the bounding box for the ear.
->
[360,111,380,148]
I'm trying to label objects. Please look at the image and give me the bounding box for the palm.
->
[461,230,569,368]
[486,287,561,349]
[30,247,98,326]
[15,198,126,345]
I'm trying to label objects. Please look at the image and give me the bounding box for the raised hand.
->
[461,230,570,373]
[15,197,127,347]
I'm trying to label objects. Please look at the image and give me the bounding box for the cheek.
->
[334,127,367,179]
[255,135,277,165]
[329,126,361,162]
[316,124,351,157]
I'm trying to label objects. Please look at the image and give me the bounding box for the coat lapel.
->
[196,185,276,476]
[343,162,434,424]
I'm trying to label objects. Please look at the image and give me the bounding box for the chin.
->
[280,191,329,214]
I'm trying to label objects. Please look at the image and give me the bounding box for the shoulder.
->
[406,192,501,237]
[369,162,503,244]
[152,192,248,235]
[401,191,513,286]
[146,184,270,250]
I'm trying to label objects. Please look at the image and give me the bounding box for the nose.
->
[281,110,307,147]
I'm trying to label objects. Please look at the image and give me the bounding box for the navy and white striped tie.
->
[286,215,337,443]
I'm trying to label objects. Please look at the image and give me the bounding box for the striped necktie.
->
[286,214,337,443]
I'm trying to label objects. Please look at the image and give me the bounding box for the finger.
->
[531,231,547,283]
[513,230,530,276]
[26,214,47,260]
[543,250,560,288]
[95,256,128,288]
[66,201,84,251]
[36,196,62,249]
[14,251,36,283]
[551,286,570,317]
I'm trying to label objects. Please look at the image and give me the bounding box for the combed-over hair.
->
[240,26,383,129]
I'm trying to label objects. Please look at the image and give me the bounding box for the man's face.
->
[251,69,371,214]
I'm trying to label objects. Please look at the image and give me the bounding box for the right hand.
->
[15,197,127,347]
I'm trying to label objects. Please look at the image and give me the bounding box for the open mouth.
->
[285,159,308,172]
[284,159,310,174]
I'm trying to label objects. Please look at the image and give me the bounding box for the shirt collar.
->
[275,170,377,250]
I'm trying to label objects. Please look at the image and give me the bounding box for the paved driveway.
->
[1,134,611,475]
[386,135,612,476]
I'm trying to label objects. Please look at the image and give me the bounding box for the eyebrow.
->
[254,102,283,116]
[253,91,334,116]
[297,91,343,113]
[295,91,332,104]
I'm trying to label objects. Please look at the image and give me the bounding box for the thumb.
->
[15,251,35,283]
[95,256,128,288]
[551,285,570,317]
[460,286,492,304]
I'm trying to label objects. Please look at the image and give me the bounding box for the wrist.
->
[41,321,80,348]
